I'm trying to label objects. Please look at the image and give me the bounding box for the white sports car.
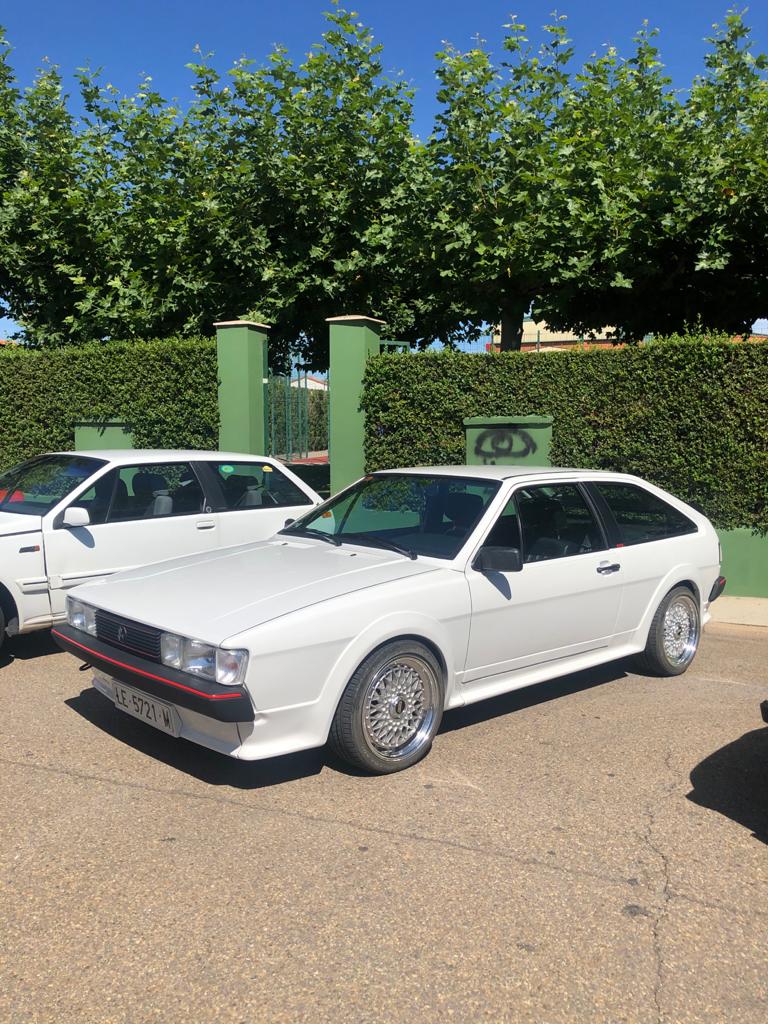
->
[54,466,725,774]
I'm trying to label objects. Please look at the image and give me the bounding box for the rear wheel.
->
[637,586,700,676]
[329,641,444,774]
[0,606,5,653]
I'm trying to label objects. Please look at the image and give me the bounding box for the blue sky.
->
[3,1,766,137]
[1,1,767,337]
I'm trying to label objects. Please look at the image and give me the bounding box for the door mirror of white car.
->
[62,506,91,529]
[473,546,523,573]
[284,518,295,528]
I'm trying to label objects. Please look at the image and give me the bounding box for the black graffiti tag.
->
[474,427,537,464]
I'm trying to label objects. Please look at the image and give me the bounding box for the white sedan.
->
[54,466,725,774]
[0,450,320,650]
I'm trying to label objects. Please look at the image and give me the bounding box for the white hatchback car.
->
[54,466,725,774]
[0,450,321,649]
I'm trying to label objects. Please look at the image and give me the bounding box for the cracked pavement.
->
[0,622,766,1023]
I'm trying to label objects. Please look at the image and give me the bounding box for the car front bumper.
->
[52,624,254,723]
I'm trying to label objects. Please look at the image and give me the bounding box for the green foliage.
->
[0,8,426,368]
[0,9,767,359]
[361,339,768,532]
[0,338,218,468]
[308,391,329,452]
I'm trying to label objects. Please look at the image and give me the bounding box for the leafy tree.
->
[426,17,575,350]
[538,11,768,339]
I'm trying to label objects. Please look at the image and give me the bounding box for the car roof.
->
[54,450,281,464]
[375,465,629,481]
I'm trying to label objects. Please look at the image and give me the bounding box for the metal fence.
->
[267,369,329,461]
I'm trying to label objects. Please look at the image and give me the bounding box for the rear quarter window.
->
[594,483,698,546]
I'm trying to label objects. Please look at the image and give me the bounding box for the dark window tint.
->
[211,461,311,510]
[594,483,697,546]
[483,496,522,549]
[73,470,119,525]
[517,484,605,563]
[105,463,204,521]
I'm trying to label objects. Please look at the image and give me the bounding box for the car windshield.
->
[280,473,500,559]
[0,454,105,516]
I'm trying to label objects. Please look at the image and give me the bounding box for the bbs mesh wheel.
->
[637,586,701,677]
[329,640,444,774]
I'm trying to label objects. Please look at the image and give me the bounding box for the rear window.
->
[594,483,697,546]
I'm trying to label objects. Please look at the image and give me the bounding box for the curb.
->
[709,595,768,628]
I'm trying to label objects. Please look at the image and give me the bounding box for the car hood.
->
[73,538,439,645]
[0,511,42,537]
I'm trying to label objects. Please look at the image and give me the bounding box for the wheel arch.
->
[317,614,457,743]
[0,580,19,635]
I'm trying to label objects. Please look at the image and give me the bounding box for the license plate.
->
[112,682,181,737]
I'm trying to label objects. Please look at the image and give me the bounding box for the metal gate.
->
[267,366,328,463]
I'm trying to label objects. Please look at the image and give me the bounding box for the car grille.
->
[94,610,162,662]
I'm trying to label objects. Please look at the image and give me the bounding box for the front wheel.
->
[637,586,701,676]
[328,640,444,774]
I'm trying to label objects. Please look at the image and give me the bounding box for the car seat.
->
[133,471,173,517]
[443,492,484,536]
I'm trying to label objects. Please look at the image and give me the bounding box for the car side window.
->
[105,463,205,522]
[210,461,312,511]
[594,483,697,545]
[517,484,605,563]
[483,496,522,549]
[72,469,118,526]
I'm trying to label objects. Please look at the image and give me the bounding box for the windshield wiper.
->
[280,526,342,547]
[341,532,417,560]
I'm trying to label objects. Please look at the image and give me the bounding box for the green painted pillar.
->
[327,314,384,494]
[464,415,554,467]
[215,320,270,454]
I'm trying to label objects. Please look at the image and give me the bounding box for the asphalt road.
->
[0,622,766,1024]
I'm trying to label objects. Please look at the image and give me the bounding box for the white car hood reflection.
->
[73,538,439,645]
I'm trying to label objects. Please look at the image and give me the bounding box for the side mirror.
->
[473,546,523,573]
[283,518,295,528]
[62,506,91,529]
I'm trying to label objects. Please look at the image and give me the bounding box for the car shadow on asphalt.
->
[65,660,633,789]
[439,659,631,734]
[64,687,356,788]
[0,630,60,668]
[687,727,768,845]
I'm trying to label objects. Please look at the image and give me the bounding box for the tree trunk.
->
[499,301,526,352]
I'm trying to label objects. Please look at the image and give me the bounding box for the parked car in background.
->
[0,450,320,650]
[54,465,725,774]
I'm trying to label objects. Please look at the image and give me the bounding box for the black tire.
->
[636,585,701,677]
[329,640,444,774]
[0,605,5,652]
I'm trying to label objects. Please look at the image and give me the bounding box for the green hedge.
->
[361,339,768,532]
[0,337,219,468]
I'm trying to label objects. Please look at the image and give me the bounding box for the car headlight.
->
[67,597,97,636]
[160,632,248,686]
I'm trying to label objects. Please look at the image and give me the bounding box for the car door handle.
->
[597,563,621,574]
[196,521,216,531]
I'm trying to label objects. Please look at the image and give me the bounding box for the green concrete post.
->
[215,320,270,454]
[327,314,384,494]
